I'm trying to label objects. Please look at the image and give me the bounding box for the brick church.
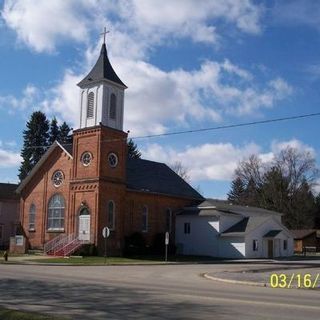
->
[17,40,203,255]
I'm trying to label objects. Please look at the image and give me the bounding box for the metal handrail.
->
[52,234,77,255]
[43,233,66,254]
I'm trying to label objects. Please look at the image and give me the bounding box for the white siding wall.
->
[246,218,294,258]
[176,216,220,256]
[219,237,246,258]
[79,83,124,130]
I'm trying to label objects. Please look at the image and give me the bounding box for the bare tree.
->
[170,161,190,182]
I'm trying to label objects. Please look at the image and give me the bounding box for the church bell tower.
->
[77,39,127,130]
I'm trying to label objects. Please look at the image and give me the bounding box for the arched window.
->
[29,204,36,231]
[79,206,90,216]
[109,93,116,120]
[48,194,65,230]
[108,200,115,230]
[87,92,94,118]
[165,208,172,233]
[142,205,148,232]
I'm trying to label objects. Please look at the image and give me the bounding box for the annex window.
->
[108,200,115,230]
[184,222,191,234]
[109,93,116,120]
[283,240,288,250]
[142,205,148,232]
[29,204,36,231]
[253,239,258,251]
[87,92,94,118]
[47,194,65,231]
[165,208,172,233]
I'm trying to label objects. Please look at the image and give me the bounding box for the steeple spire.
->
[77,30,127,89]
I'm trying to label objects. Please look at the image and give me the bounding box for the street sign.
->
[165,232,169,245]
[102,226,110,239]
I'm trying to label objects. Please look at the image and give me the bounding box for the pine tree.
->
[227,177,246,204]
[58,121,72,144]
[127,139,141,159]
[48,117,59,145]
[19,111,49,181]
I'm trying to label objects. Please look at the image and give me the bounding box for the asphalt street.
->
[0,263,320,319]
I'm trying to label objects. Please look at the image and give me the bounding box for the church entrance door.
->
[78,207,90,241]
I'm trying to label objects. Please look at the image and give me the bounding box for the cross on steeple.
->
[100,27,110,44]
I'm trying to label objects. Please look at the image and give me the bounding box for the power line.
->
[25,111,320,149]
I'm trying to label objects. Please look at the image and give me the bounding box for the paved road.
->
[0,263,320,319]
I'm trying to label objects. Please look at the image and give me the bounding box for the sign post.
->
[165,232,169,262]
[102,227,110,264]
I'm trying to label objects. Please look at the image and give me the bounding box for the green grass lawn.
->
[0,308,69,320]
[27,255,219,265]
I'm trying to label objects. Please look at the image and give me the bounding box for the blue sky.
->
[0,0,319,198]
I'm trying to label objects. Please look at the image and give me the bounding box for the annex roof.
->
[0,183,19,200]
[198,199,283,216]
[77,44,127,89]
[263,230,282,238]
[220,216,270,237]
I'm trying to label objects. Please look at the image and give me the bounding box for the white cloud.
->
[1,0,101,52]
[2,0,263,53]
[141,139,316,183]
[37,57,291,136]
[0,148,21,168]
[0,85,39,112]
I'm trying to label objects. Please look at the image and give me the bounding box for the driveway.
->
[1,263,320,319]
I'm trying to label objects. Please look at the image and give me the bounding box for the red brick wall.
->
[21,147,72,249]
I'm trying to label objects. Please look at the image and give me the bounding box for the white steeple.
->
[77,41,127,130]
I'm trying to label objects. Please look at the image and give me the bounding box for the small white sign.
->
[165,232,169,245]
[102,227,110,239]
[15,235,24,246]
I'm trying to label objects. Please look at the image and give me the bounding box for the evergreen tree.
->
[127,139,141,159]
[48,117,59,145]
[58,121,72,144]
[227,177,246,204]
[19,111,49,181]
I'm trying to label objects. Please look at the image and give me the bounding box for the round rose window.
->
[81,152,92,166]
[108,153,118,168]
[52,170,64,187]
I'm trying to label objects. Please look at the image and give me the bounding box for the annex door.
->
[268,240,274,258]
[79,214,90,241]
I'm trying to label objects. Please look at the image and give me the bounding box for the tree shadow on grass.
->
[0,278,232,320]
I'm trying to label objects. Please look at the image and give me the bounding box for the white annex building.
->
[176,199,294,259]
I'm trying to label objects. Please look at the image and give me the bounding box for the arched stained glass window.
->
[48,194,65,230]
[142,205,148,232]
[108,200,115,230]
[29,204,36,230]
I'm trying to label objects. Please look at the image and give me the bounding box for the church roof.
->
[0,183,19,200]
[126,158,203,200]
[77,44,127,89]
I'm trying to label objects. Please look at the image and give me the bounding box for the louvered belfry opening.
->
[87,92,94,118]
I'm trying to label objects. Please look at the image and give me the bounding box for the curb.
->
[203,273,269,287]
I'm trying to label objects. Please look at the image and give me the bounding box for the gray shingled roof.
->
[199,199,283,216]
[221,216,270,237]
[263,230,282,238]
[77,44,127,88]
[126,158,203,200]
[0,183,19,200]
